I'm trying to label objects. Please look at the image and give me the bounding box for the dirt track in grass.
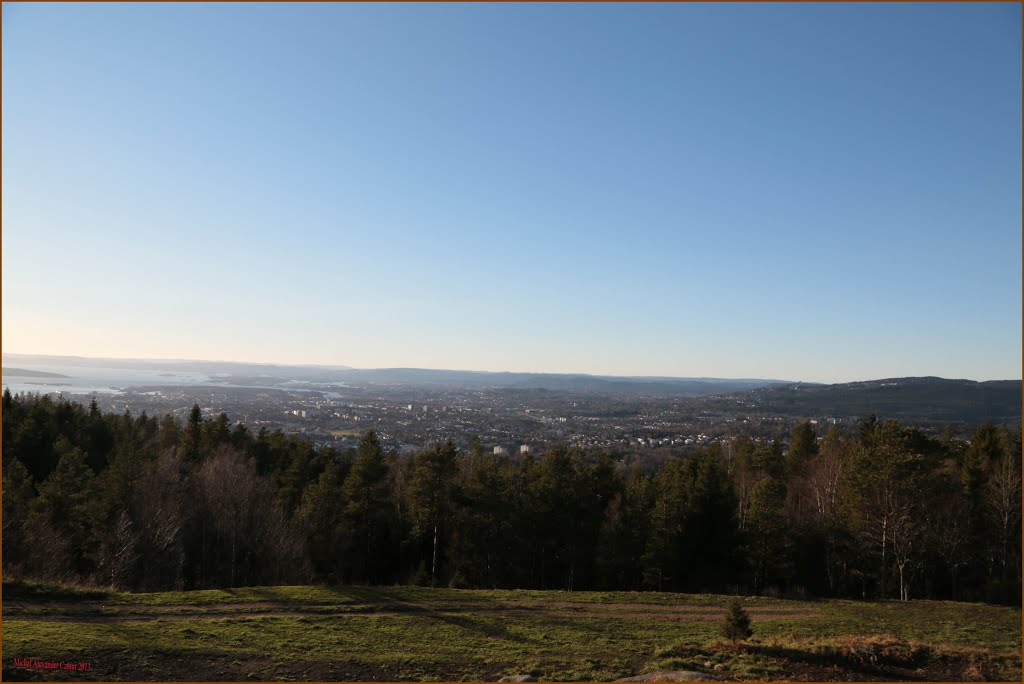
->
[2,597,823,626]
[2,598,823,623]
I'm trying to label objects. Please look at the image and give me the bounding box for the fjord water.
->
[1,363,215,395]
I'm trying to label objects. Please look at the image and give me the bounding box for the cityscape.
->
[4,354,1017,461]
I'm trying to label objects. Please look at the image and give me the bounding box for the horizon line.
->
[3,351,1020,385]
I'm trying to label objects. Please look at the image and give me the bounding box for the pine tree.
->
[297,459,349,579]
[448,441,511,588]
[2,458,35,571]
[183,403,203,461]
[687,448,739,592]
[405,440,459,587]
[340,431,392,583]
[204,412,232,451]
[29,442,97,578]
[641,460,687,591]
[746,475,789,593]
[786,421,818,474]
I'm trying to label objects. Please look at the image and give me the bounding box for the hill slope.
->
[333,368,791,395]
[722,377,1021,425]
[3,582,1020,682]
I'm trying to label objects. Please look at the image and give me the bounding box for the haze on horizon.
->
[3,3,1021,385]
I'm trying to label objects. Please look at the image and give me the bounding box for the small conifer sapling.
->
[721,598,753,645]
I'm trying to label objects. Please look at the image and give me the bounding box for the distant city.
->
[4,354,1019,461]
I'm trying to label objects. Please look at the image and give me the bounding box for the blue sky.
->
[2,3,1020,382]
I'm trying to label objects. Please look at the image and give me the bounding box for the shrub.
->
[448,570,470,589]
[408,561,431,586]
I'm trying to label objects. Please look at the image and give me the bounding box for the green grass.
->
[327,429,361,437]
[2,581,1020,682]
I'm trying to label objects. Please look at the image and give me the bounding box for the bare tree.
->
[194,446,306,587]
[890,506,920,601]
[845,422,924,600]
[22,516,76,583]
[987,450,1022,599]
[929,492,970,600]
[96,509,140,590]
[133,448,186,591]
[806,429,850,594]
[729,437,756,532]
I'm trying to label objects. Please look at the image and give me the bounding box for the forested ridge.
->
[2,390,1020,604]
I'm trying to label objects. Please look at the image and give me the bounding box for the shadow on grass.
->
[1,665,49,682]
[3,580,111,603]
[740,640,936,682]
[308,585,611,646]
[359,588,518,640]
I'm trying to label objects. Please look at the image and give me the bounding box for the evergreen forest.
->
[2,390,1019,605]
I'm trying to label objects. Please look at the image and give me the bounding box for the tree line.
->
[2,390,1020,603]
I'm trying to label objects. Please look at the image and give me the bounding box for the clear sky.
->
[2,3,1021,383]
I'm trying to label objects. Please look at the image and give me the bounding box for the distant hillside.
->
[728,377,1021,425]
[331,368,790,396]
[0,354,792,396]
[1,354,352,380]
[1,367,71,379]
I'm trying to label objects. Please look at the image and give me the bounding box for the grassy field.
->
[327,429,362,437]
[2,581,1020,682]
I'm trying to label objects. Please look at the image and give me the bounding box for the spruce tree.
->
[721,598,753,644]
[183,403,203,461]
[340,431,391,583]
